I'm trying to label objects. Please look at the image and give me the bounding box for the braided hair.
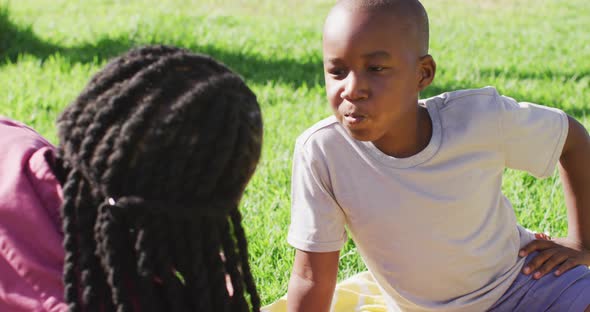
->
[54,45,263,312]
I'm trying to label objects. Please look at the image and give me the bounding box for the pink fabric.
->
[0,117,67,312]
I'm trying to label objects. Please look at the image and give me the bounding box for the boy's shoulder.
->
[427,86,502,111]
[295,115,342,149]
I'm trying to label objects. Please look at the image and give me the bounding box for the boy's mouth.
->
[343,112,366,124]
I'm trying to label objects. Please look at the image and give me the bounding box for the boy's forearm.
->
[287,249,339,312]
[559,116,590,250]
[287,272,336,312]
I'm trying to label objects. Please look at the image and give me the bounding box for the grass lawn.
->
[1,0,589,305]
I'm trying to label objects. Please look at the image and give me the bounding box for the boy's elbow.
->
[288,268,336,293]
[287,272,336,312]
[288,256,339,294]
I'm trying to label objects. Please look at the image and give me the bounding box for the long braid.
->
[56,45,263,311]
[169,218,194,309]
[227,116,263,311]
[151,215,188,312]
[220,219,249,311]
[95,204,134,312]
[60,170,82,312]
[76,179,107,312]
[134,213,161,312]
[187,219,216,311]
[204,218,233,309]
[230,209,261,311]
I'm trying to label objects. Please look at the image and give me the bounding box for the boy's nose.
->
[340,73,369,101]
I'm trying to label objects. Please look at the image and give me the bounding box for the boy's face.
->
[323,7,433,144]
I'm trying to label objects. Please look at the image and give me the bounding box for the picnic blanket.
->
[262,271,388,312]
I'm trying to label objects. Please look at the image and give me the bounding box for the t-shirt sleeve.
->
[287,139,347,252]
[498,94,569,178]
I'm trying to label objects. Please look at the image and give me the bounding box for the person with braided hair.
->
[0,45,263,312]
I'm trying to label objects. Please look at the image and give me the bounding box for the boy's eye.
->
[327,68,347,78]
[368,66,385,72]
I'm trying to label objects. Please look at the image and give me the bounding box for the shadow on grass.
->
[0,5,323,88]
[0,6,133,64]
[186,44,324,88]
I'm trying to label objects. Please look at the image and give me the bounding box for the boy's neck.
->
[372,105,432,158]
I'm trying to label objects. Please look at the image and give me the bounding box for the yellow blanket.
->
[262,272,388,312]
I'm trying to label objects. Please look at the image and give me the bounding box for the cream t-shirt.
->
[288,87,569,312]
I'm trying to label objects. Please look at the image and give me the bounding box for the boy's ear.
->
[417,55,436,92]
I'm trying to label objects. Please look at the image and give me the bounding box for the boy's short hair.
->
[334,0,430,55]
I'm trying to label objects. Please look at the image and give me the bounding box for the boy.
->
[287,0,590,311]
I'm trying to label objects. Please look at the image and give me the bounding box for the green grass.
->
[1,0,588,305]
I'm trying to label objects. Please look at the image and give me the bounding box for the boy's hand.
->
[519,235,590,279]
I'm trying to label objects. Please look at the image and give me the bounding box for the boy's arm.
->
[520,115,590,278]
[287,249,340,312]
[558,115,590,249]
